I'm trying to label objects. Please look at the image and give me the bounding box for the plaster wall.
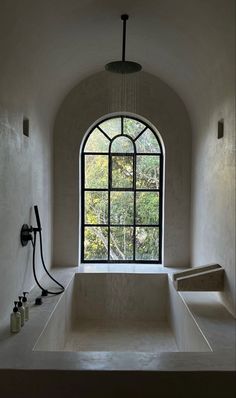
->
[0,104,53,324]
[53,71,191,268]
[190,41,236,316]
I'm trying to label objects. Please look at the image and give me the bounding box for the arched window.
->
[81,115,163,263]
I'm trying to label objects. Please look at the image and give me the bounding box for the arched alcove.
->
[53,71,192,267]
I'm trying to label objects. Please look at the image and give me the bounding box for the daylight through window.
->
[81,116,163,263]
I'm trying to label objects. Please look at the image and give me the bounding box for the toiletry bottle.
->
[10,301,21,333]
[22,292,29,321]
[18,296,25,326]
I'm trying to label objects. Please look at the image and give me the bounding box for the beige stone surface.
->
[0,269,235,374]
[173,265,224,291]
[64,320,178,352]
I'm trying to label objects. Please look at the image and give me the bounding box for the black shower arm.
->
[121,14,129,62]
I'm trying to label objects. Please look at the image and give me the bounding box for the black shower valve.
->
[21,222,43,247]
[20,224,33,246]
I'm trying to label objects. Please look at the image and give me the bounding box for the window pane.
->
[136,129,161,153]
[84,128,109,152]
[99,118,121,139]
[136,155,160,189]
[110,227,133,260]
[136,192,159,224]
[110,192,134,225]
[85,155,108,189]
[111,136,134,153]
[85,191,108,224]
[135,227,159,261]
[124,118,146,139]
[112,155,133,189]
[84,227,108,260]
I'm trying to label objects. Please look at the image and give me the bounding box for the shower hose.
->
[32,229,64,296]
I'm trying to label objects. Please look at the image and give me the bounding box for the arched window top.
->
[81,115,163,264]
[83,116,162,155]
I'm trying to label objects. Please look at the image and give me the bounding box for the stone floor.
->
[63,320,178,352]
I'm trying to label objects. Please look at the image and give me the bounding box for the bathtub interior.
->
[33,273,211,353]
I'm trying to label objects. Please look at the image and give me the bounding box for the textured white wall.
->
[53,71,192,268]
[189,0,235,316]
[191,80,235,316]
[0,105,53,324]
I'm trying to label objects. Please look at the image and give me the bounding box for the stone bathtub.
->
[0,268,235,397]
[34,273,212,353]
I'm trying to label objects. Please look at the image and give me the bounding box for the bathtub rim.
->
[0,267,235,372]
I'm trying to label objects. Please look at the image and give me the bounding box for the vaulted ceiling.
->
[0,0,234,124]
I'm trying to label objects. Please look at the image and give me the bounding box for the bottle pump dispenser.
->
[22,292,29,321]
[10,301,21,333]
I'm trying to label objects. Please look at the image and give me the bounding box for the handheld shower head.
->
[34,205,42,231]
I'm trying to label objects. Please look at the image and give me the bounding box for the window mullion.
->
[108,151,112,261]
[133,152,136,261]
[159,154,163,263]
[81,154,85,262]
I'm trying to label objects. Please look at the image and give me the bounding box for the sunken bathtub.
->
[1,270,235,398]
[34,273,212,353]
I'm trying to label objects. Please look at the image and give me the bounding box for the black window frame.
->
[81,115,164,264]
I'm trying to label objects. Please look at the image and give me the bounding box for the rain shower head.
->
[105,14,142,74]
[105,60,142,74]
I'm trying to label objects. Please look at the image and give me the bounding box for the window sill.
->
[78,263,169,274]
